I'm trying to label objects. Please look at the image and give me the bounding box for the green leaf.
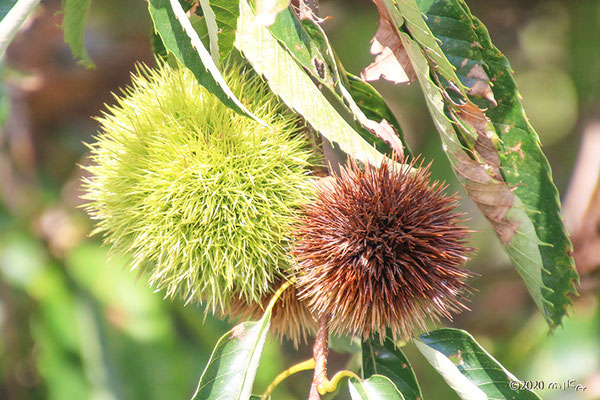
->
[416,328,541,400]
[413,0,578,327]
[346,73,411,158]
[349,375,406,400]
[151,29,168,60]
[255,0,289,26]
[0,0,40,58]
[235,0,385,166]
[371,0,578,327]
[147,0,262,122]
[198,0,219,64]
[414,0,493,103]
[0,0,17,20]
[399,32,551,320]
[61,0,93,67]
[191,311,271,399]
[362,339,422,400]
[267,6,334,86]
[207,0,238,60]
[374,0,464,93]
[267,7,406,157]
[469,6,577,327]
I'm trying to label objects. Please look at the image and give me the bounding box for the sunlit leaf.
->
[198,0,219,64]
[368,0,578,328]
[207,0,239,60]
[415,0,578,327]
[416,328,541,399]
[0,0,40,58]
[255,0,289,26]
[371,0,463,92]
[267,6,333,86]
[268,7,406,157]
[346,73,411,157]
[147,0,262,122]
[235,0,385,166]
[191,311,271,400]
[400,33,549,319]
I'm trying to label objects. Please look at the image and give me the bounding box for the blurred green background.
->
[0,0,599,399]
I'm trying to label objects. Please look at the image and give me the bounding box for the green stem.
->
[319,370,361,394]
[266,279,294,313]
[262,359,315,399]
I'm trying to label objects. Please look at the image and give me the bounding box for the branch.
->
[308,314,329,400]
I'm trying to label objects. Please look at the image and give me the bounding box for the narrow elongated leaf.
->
[413,0,578,327]
[399,32,551,318]
[267,6,341,89]
[416,328,541,400]
[147,0,261,122]
[362,339,422,400]
[0,1,18,20]
[198,0,219,64]
[370,0,577,327]
[414,0,495,103]
[191,312,271,400]
[436,0,577,326]
[61,0,93,67]
[346,73,411,157]
[349,375,406,400]
[235,0,385,166]
[372,0,464,93]
[0,0,39,57]
[261,4,406,157]
[208,0,238,60]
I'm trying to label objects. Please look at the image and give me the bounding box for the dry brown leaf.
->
[453,150,518,244]
[359,118,403,156]
[295,0,325,22]
[453,102,503,180]
[446,93,519,244]
[454,101,487,132]
[361,17,415,84]
[465,64,497,105]
[474,134,502,181]
[367,0,518,243]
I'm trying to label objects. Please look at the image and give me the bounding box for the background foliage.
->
[0,0,599,399]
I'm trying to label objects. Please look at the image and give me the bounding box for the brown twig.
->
[564,121,600,278]
[308,314,329,400]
